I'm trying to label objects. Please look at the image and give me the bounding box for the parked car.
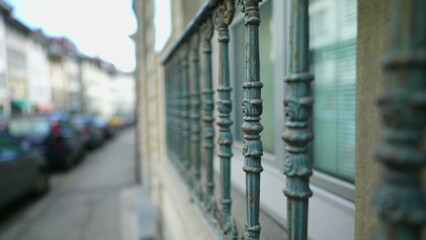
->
[94,115,114,139]
[6,116,85,170]
[109,115,124,132]
[71,114,103,149]
[0,132,49,208]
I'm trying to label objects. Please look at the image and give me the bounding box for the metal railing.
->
[164,0,314,239]
[164,1,240,238]
[162,0,426,239]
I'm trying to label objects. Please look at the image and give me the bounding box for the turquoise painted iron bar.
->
[375,1,426,239]
[213,0,236,235]
[169,60,179,164]
[238,0,264,239]
[175,54,184,170]
[170,59,176,164]
[282,0,314,239]
[175,54,186,174]
[190,32,203,200]
[200,17,215,208]
[165,62,171,159]
[177,55,185,168]
[169,62,175,162]
[181,44,192,185]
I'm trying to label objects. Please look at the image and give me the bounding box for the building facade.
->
[112,72,135,117]
[133,0,426,240]
[64,56,81,113]
[27,33,52,112]
[0,2,10,120]
[80,57,103,115]
[48,45,68,112]
[6,17,31,116]
[0,0,131,119]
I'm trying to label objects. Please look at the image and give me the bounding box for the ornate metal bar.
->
[181,45,191,180]
[200,17,215,207]
[375,1,426,239]
[172,59,178,162]
[177,56,184,167]
[172,59,179,162]
[176,45,189,175]
[238,1,264,239]
[282,0,314,239]
[165,62,171,159]
[190,32,203,199]
[214,0,235,231]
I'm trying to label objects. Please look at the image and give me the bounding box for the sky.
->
[5,0,137,72]
[154,0,171,52]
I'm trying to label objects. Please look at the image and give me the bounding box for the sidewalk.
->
[0,128,156,240]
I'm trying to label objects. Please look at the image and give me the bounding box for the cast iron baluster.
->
[200,17,215,208]
[282,0,314,239]
[190,32,203,200]
[169,62,175,161]
[170,60,176,162]
[177,54,184,170]
[177,56,184,167]
[214,0,235,232]
[238,0,263,239]
[176,57,182,164]
[169,60,178,161]
[165,63,170,158]
[375,1,426,239]
[181,44,192,184]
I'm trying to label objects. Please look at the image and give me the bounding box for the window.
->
[229,0,357,185]
[310,0,357,182]
[233,0,275,154]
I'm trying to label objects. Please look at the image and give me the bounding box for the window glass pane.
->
[310,0,357,182]
[8,118,50,137]
[234,0,275,153]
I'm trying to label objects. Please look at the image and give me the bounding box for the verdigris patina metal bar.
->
[200,17,215,208]
[165,62,171,159]
[177,56,184,168]
[190,32,203,199]
[181,45,191,182]
[375,1,426,239]
[172,59,179,163]
[171,59,178,163]
[238,0,264,239]
[282,0,314,239]
[214,0,235,233]
[162,0,223,64]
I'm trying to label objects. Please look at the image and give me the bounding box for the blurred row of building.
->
[0,1,135,120]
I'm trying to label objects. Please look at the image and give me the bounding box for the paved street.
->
[0,128,145,240]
